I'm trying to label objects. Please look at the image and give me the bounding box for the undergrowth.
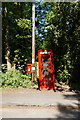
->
[0,69,32,88]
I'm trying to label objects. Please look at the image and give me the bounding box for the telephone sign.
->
[38,49,55,90]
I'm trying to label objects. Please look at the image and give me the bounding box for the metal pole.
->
[32,2,35,86]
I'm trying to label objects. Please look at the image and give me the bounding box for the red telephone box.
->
[38,49,55,90]
[27,64,32,73]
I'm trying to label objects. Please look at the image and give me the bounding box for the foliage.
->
[57,69,71,84]
[42,2,80,87]
[35,62,39,84]
[2,2,80,90]
[2,2,32,71]
[0,69,32,88]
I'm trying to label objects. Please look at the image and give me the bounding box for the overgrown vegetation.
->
[1,2,80,90]
[0,69,32,88]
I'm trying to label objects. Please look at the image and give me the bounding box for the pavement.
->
[0,88,80,119]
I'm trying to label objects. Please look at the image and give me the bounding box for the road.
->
[0,88,80,119]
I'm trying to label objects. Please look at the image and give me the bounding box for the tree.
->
[2,2,32,73]
[4,3,11,70]
[2,2,80,89]
[42,2,80,87]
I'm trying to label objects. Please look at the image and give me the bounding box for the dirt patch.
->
[1,104,79,110]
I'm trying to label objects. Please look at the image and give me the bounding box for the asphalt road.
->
[0,88,80,119]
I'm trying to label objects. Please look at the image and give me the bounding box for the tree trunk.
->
[5,3,11,70]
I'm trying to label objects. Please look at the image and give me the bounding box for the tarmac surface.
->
[0,88,80,119]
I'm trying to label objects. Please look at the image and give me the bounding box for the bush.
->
[0,69,32,88]
[57,69,71,85]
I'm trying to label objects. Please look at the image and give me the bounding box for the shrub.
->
[0,69,32,88]
[57,69,71,85]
